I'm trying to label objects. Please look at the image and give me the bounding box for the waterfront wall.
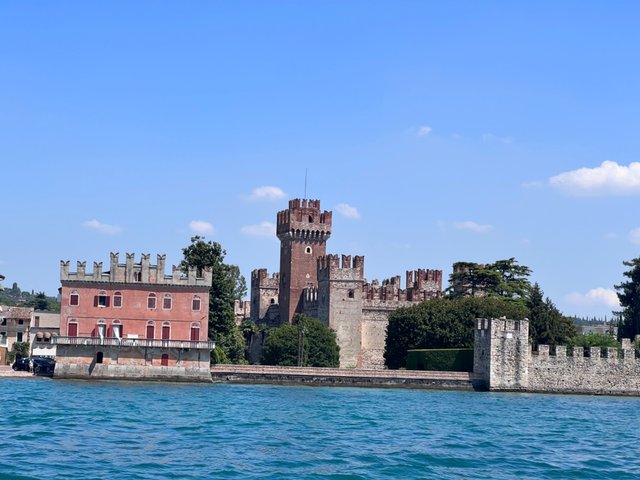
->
[476,318,640,396]
[55,363,212,382]
[211,364,481,390]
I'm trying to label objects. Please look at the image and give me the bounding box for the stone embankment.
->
[211,364,482,390]
[0,365,34,378]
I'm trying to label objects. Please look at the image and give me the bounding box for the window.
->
[112,319,122,339]
[146,321,155,339]
[163,294,172,310]
[113,291,122,308]
[190,322,200,341]
[16,332,23,342]
[348,289,355,299]
[97,319,106,339]
[308,215,314,223]
[162,322,170,340]
[70,290,79,306]
[96,352,104,364]
[192,295,201,311]
[95,291,109,308]
[270,298,275,304]
[68,321,78,337]
[134,271,142,282]
[18,319,24,325]
[147,293,157,309]
[305,246,312,254]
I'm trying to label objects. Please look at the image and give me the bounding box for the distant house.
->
[30,311,60,358]
[53,253,215,382]
[578,324,617,336]
[0,305,33,364]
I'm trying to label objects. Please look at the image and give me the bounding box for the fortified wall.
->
[475,318,640,395]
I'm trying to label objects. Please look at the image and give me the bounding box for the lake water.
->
[1,378,639,479]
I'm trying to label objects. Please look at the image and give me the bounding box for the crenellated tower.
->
[276,199,332,323]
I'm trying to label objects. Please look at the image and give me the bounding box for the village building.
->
[0,305,33,365]
[30,311,60,358]
[53,253,215,382]
[251,198,443,369]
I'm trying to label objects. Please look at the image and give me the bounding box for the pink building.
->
[54,253,215,382]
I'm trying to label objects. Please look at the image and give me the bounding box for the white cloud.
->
[189,220,215,235]
[83,219,123,235]
[417,125,432,137]
[629,227,640,245]
[452,221,493,233]
[565,288,620,309]
[247,186,286,201]
[482,133,514,144]
[241,221,275,237]
[335,203,361,219]
[549,161,640,196]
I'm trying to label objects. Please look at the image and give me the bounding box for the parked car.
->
[32,356,55,376]
[12,357,30,371]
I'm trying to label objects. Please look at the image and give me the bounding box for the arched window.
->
[69,290,79,306]
[146,321,155,339]
[97,319,106,340]
[270,298,275,305]
[190,322,200,341]
[94,290,109,308]
[134,271,142,282]
[192,295,201,311]
[147,293,156,309]
[113,291,122,308]
[96,352,104,364]
[162,321,171,340]
[308,215,314,223]
[305,246,312,254]
[161,354,169,367]
[112,319,122,340]
[163,293,172,310]
[68,319,78,337]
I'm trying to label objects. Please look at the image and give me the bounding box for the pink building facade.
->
[54,253,215,382]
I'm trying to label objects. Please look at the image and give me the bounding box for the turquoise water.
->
[1,379,639,479]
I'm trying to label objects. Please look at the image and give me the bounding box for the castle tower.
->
[277,199,332,323]
[317,255,365,368]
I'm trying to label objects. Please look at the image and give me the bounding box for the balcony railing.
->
[52,336,215,350]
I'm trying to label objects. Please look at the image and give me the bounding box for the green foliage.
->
[181,236,246,363]
[8,341,30,363]
[566,333,619,349]
[262,315,340,368]
[527,283,577,348]
[448,258,532,302]
[211,345,230,364]
[0,284,59,312]
[406,348,473,372]
[384,296,528,369]
[615,257,640,340]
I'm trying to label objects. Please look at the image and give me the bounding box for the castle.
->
[251,199,443,368]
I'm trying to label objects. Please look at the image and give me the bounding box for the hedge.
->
[406,348,473,372]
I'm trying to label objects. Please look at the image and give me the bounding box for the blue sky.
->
[2,1,640,318]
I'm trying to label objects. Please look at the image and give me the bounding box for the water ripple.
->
[0,380,639,479]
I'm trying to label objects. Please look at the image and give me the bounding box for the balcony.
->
[52,336,215,350]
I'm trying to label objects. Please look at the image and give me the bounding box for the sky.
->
[2,1,640,319]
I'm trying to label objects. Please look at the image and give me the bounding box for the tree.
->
[384,296,528,369]
[566,333,619,350]
[8,341,30,363]
[448,258,531,302]
[262,315,340,367]
[180,236,246,363]
[527,283,576,349]
[615,257,640,340]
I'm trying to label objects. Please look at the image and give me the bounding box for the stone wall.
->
[475,318,640,395]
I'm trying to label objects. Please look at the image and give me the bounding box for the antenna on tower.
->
[304,168,308,200]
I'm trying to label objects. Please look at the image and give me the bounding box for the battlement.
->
[363,268,443,302]
[317,254,365,280]
[251,268,280,288]
[276,198,332,240]
[533,339,637,363]
[60,253,212,287]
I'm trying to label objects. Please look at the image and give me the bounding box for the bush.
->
[406,348,474,372]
